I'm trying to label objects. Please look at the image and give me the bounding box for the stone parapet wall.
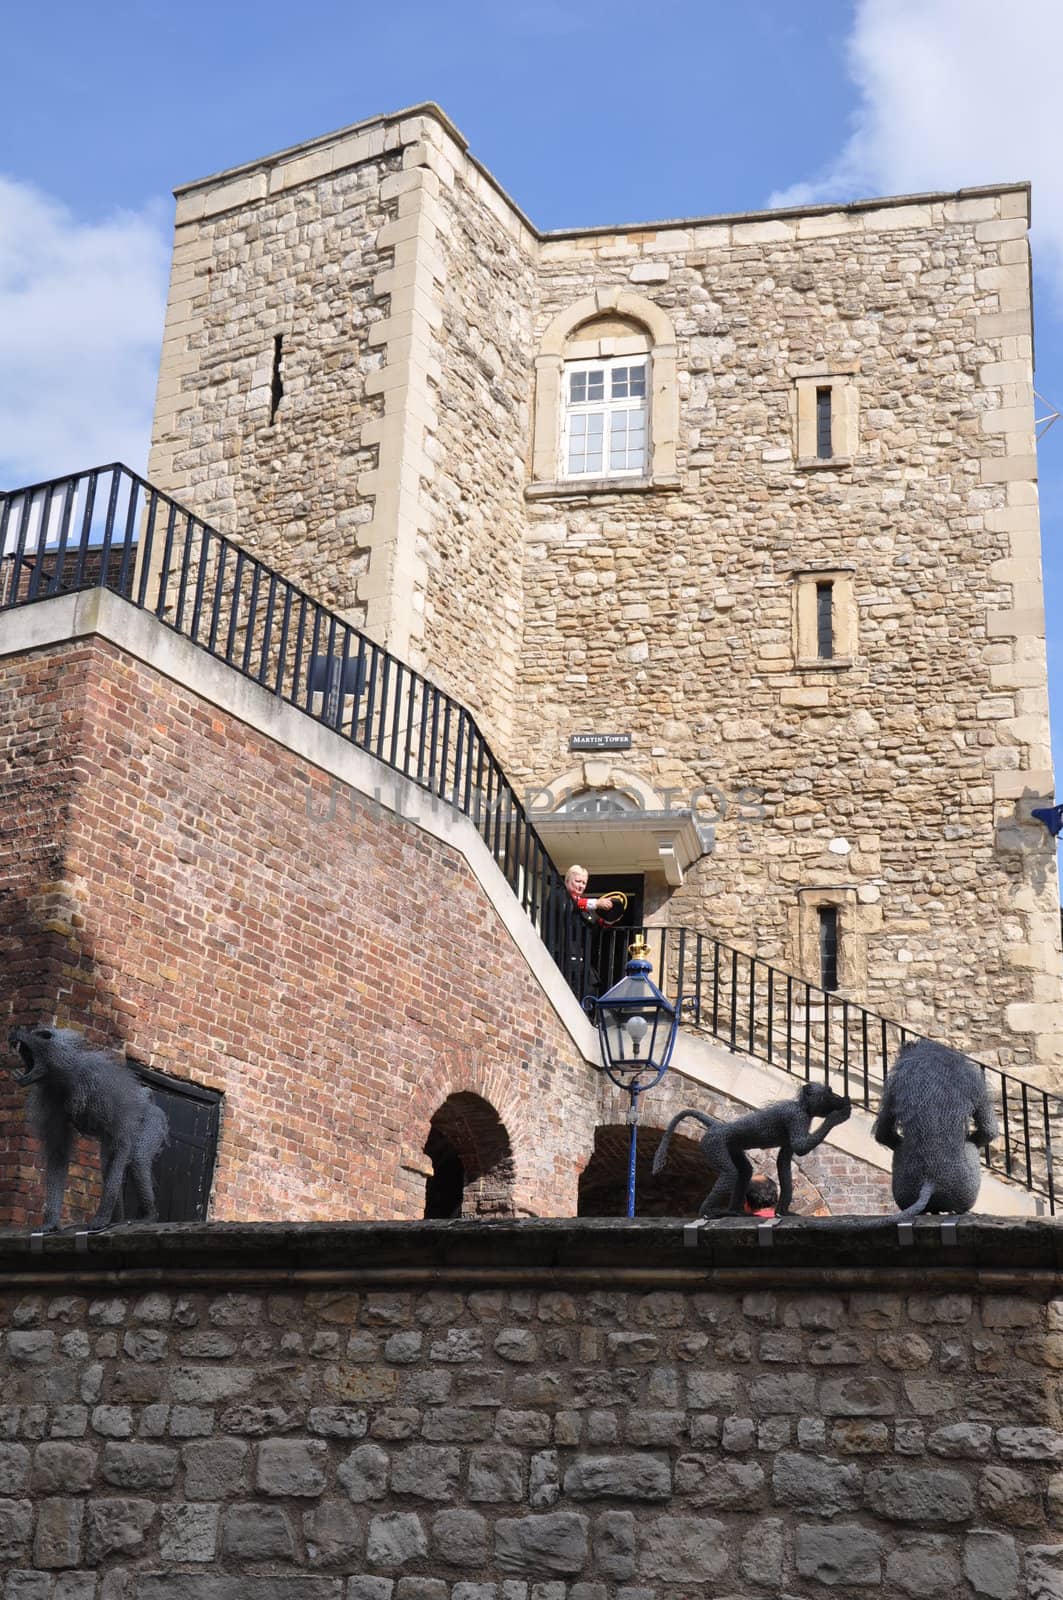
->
[0,1219,1060,1596]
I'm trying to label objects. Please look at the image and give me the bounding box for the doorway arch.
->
[423,1092,515,1218]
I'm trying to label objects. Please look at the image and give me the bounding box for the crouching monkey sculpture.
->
[652,1083,852,1216]
[873,1038,998,1219]
[7,1026,168,1230]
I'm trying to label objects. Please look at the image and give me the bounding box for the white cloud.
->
[770,0,1063,302]
[0,178,169,488]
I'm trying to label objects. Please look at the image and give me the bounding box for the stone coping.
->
[0,1217,1060,1289]
[171,98,1031,241]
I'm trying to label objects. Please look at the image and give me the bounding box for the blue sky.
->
[2,0,1061,842]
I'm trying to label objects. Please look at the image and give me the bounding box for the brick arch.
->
[424,1091,515,1218]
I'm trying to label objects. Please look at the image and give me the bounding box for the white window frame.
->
[560,356,649,480]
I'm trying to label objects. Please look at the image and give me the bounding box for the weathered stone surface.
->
[593,1510,635,1579]
[740,1515,785,1586]
[996,1427,1063,1461]
[562,1454,671,1501]
[33,1498,82,1568]
[159,1503,219,1562]
[675,1455,765,1508]
[31,1443,96,1493]
[979,1464,1043,1526]
[303,1499,363,1567]
[820,1375,895,1415]
[366,1512,428,1568]
[0,1501,35,1561]
[432,1509,488,1566]
[886,1533,963,1596]
[85,1498,156,1561]
[183,1439,249,1500]
[866,1467,974,1523]
[339,1444,389,1502]
[390,1446,459,1500]
[963,1529,1020,1598]
[469,1447,524,1503]
[257,1438,329,1496]
[638,1514,728,1582]
[309,1408,369,1439]
[929,1423,993,1458]
[101,1443,177,1490]
[1026,1545,1063,1600]
[749,1372,816,1413]
[495,1512,590,1575]
[772,1451,862,1515]
[796,1521,882,1586]
[221,1504,296,1560]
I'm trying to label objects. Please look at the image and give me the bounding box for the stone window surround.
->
[796,884,867,993]
[528,288,679,498]
[790,361,860,469]
[792,565,857,670]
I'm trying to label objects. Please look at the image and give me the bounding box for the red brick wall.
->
[0,634,600,1225]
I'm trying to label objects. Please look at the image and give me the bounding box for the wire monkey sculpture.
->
[652,1082,852,1216]
[7,1026,168,1230]
[873,1038,998,1218]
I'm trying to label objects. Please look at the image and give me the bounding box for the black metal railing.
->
[0,463,580,976]
[2,462,1059,1211]
[592,922,1061,1212]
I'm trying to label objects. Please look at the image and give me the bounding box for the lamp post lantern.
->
[587,935,681,1217]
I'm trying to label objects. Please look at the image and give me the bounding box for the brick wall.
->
[0,633,600,1226]
[0,1219,1058,1596]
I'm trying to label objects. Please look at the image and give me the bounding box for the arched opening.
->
[577,1124,715,1217]
[423,1092,515,1219]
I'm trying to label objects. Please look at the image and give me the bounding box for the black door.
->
[123,1066,221,1222]
[586,872,645,991]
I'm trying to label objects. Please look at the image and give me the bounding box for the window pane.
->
[629,364,646,396]
[587,370,605,401]
[612,367,629,398]
[570,372,587,403]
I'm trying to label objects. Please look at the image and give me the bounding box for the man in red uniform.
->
[564,865,615,922]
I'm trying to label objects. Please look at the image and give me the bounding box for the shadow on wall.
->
[423,1091,515,1218]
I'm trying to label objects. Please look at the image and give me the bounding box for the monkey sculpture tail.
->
[652,1109,718,1175]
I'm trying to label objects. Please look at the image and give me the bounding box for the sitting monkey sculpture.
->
[652,1082,852,1216]
[7,1026,167,1230]
[873,1038,998,1219]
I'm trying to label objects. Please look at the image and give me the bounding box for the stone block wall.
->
[517,192,1060,1077]
[0,1219,1059,1597]
[145,106,1062,1080]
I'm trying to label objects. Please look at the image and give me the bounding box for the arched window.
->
[530,290,679,492]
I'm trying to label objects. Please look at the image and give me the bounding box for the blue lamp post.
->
[588,935,681,1217]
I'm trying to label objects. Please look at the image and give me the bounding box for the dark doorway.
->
[123,1065,221,1222]
[423,1092,515,1218]
[585,872,645,992]
[578,1124,713,1217]
[424,1124,465,1218]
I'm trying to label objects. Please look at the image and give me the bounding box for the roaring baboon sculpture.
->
[652,1083,852,1216]
[7,1026,168,1230]
[873,1038,998,1218]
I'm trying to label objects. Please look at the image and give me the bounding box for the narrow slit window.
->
[818,906,839,992]
[269,334,284,425]
[816,387,833,459]
[816,581,834,660]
